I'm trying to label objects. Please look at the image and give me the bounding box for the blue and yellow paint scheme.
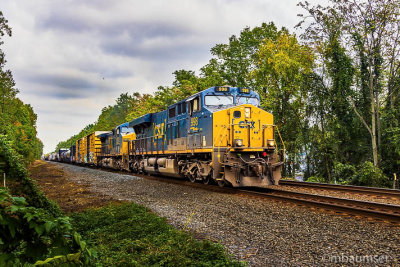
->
[127,86,284,187]
[96,123,135,169]
[73,86,284,187]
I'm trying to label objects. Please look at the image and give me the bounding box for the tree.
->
[0,10,43,162]
[251,31,314,176]
[206,22,280,89]
[299,0,400,169]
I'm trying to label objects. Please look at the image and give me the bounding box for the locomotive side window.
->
[193,98,199,111]
[182,102,186,113]
[169,107,176,118]
[189,96,200,115]
[177,103,182,114]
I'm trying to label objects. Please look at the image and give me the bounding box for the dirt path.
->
[29,160,120,213]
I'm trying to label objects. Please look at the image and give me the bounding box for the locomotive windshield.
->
[237,96,259,106]
[205,95,234,106]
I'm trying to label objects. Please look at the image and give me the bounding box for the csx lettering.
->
[238,121,255,129]
[191,117,198,127]
[153,123,165,138]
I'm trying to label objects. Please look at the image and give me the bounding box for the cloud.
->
[27,72,95,90]
[1,0,316,153]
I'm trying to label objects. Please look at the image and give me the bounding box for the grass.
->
[70,202,245,266]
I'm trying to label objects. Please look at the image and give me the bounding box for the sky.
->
[1,0,320,153]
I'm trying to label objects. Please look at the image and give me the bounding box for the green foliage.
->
[208,22,279,88]
[298,0,400,185]
[306,176,325,183]
[71,203,243,266]
[351,162,389,188]
[332,161,389,187]
[0,188,94,266]
[0,11,42,163]
[0,135,62,216]
[333,162,356,184]
[252,31,313,177]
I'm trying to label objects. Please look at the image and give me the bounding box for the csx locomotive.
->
[56,86,284,188]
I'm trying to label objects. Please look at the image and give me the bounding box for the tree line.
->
[57,0,400,187]
[0,11,43,163]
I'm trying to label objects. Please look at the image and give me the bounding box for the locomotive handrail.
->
[261,124,286,163]
[275,125,285,163]
[132,134,165,155]
[213,125,231,164]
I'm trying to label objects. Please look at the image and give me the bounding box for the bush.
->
[351,161,389,188]
[333,162,356,184]
[0,188,94,266]
[0,135,62,217]
[306,176,325,183]
[71,203,244,266]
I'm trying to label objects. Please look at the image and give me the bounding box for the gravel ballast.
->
[279,184,400,205]
[48,162,400,266]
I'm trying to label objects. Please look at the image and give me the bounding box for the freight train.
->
[52,86,285,188]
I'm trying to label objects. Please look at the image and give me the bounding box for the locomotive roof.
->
[128,86,259,128]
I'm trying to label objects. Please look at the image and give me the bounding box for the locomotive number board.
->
[215,86,230,92]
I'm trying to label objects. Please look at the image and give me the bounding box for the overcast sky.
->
[1,0,321,153]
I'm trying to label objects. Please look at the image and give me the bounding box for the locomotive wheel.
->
[217,179,226,187]
[188,173,196,183]
[203,175,210,185]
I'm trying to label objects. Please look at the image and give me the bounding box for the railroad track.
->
[117,169,400,224]
[279,179,400,198]
[239,188,400,224]
[52,161,400,224]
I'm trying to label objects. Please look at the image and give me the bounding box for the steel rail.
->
[279,180,400,198]
[238,188,400,224]
[51,161,400,224]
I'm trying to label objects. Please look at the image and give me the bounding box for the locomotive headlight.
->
[244,107,251,118]
[235,139,243,147]
[267,139,275,147]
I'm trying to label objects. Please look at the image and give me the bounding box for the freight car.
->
[58,148,70,162]
[59,86,284,188]
[75,131,111,165]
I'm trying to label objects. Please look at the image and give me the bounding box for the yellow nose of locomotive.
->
[213,104,275,150]
[212,104,283,187]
